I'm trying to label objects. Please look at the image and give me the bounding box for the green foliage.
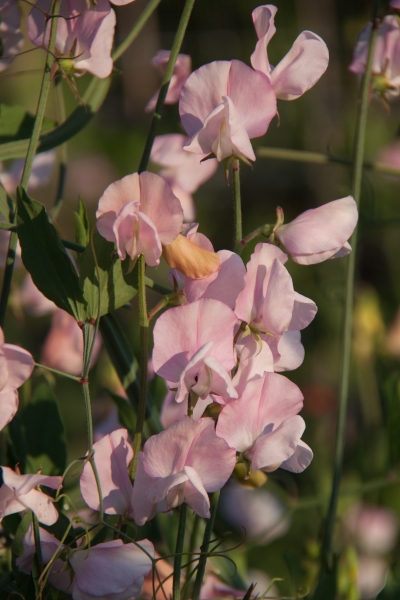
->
[382,371,400,467]
[0,184,12,222]
[312,559,338,600]
[0,104,54,144]
[78,229,138,318]
[106,389,136,437]
[74,197,89,248]
[20,382,67,476]
[16,186,87,322]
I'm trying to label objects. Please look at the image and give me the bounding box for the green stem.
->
[51,77,67,220]
[34,362,81,382]
[232,158,242,253]
[173,503,187,600]
[32,513,43,597]
[138,0,197,173]
[256,146,400,178]
[0,231,17,328]
[192,491,220,600]
[112,0,163,62]
[130,254,148,478]
[183,514,201,600]
[321,1,379,569]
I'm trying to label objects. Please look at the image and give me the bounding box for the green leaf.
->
[79,229,137,318]
[106,389,136,436]
[0,78,111,161]
[74,197,89,248]
[312,560,337,600]
[16,186,87,322]
[0,184,12,222]
[20,382,67,476]
[0,104,54,144]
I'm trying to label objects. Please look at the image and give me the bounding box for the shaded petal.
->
[250,415,306,471]
[262,258,295,335]
[183,465,210,518]
[75,7,116,78]
[280,439,313,473]
[250,4,277,76]
[288,292,317,331]
[2,344,34,393]
[274,330,305,372]
[18,489,59,525]
[96,173,141,242]
[0,390,18,431]
[233,338,274,395]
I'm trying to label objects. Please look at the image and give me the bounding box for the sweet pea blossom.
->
[152,298,238,403]
[146,51,192,112]
[150,134,217,221]
[0,0,24,73]
[250,4,329,100]
[234,243,317,362]
[216,372,313,473]
[349,15,400,100]
[0,467,62,525]
[17,525,154,600]
[0,328,34,431]
[0,151,55,198]
[132,416,236,525]
[80,428,134,517]
[96,171,183,267]
[28,0,116,78]
[179,60,277,161]
[274,196,358,265]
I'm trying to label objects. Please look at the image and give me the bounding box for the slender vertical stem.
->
[173,503,187,600]
[112,0,163,62]
[321,1,379,568]
[51,77,67,220]
[138,0,197,173]
[32,513,43,597]
[183,514,201,600]
[0,0,60,327]
[130,254,148,478]
[192,491,220,600]
[232,158,242,254]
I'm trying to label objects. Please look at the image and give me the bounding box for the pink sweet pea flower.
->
[41,309,102,376]
[152,298,239,403]
[250,5,329,101]
[28,0,116,79]
[275,196,358,265]
[0,0,24,73]
[132,416,236,525]
[146,51,192,112]
[0,328,34,431]
[179,60,277,162]
[96,171,183,266]
[150,134,217,221]
[234,243,317,362]
[80,428,134,517]
[0,467,62,525]
[17,274,56,317]
[349,15,400,101]
[392,0,400,8]
[17,525,154,600]
[0,151,56,198]
[216,372,313,474]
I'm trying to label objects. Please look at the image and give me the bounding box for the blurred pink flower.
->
[28,0,116,78]
[132,416,236,525]
[376,139,400,173]
[146,51,192,112]
[0,0,23,72]
[18,274,56,317]
[391,0,400,8]
[0,327,34,431]
[17,525,154,600]
[96,172,183,266]
[251,4,329,100]
[345,503,399,556]
[152,298,238,403]
[179,60,276,161]
[217,372,313,473]
[150,134,217,221]
[0,467,61,525]
[80,428,134,517]
[349,15,400,100]
[275,196,358,265]
[0,151,56,198]
[41,309,102,376]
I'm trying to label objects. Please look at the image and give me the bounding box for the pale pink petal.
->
[276,196,358,263]
[177,342,214,402]
[288,292,317,331]
[169,184,196,222]
[75,7,116,78]
[146,471,189,504]
[152,299,238,384]
[97,174,141,241]
[203,355,238,400]
[250,415,306,472]
[185,250,246,309]
[2,344,34,393]
[262,258,295,335]
[80,429,133,516]
[271,31,329,100]
[250,4,278,76]
[274,330,305,372]
[180,61,232,136]
[182,465,210,518]
[18,489,59,525]
[233,338,274,395]
[147,52,192,111]
[112,201,140,260]
[280,439,313,473]
[151,134,190,167]
[1,468,62,494]
[331,242,352,259]
[0,390,18,430]
[0,0,24,73]
[131,453,158,525]
[160,390,209,429]
[135,211,162,266]
[138,171,183,246]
